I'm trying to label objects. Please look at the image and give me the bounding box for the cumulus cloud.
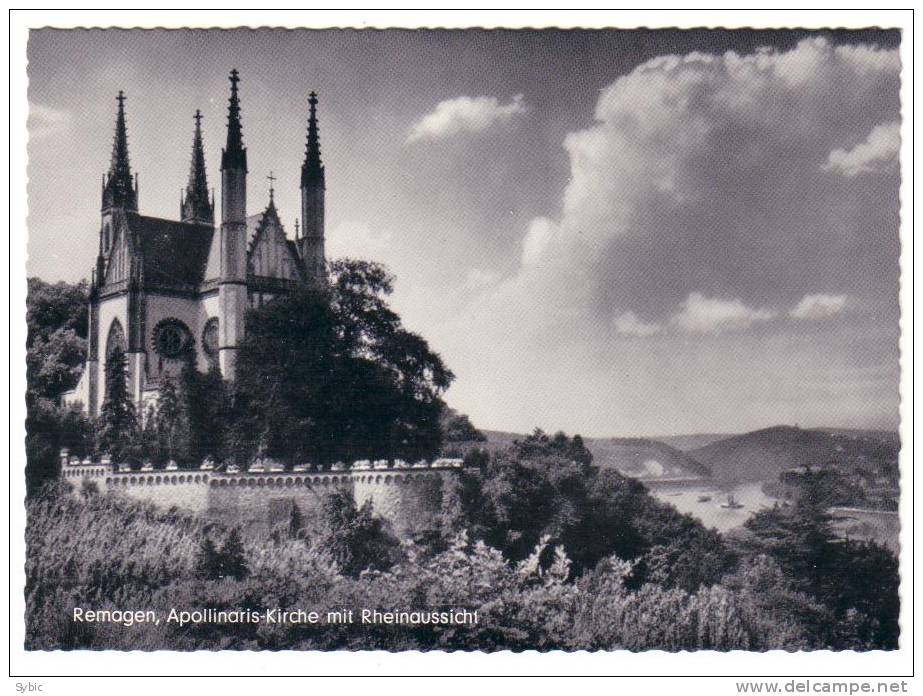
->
[790,293,848,319]
[407,94,527,143]
[521,217,557,266]
[823,122,900,177]
[28,103,71,141]
[460,38,898,331]
[614,311,661,337]
[435,37,900,434]
[671,293,776,334]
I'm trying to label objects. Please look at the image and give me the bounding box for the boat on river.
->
[720,495,744,509]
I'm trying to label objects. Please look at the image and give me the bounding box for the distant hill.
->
[690,426,900,484]
[649,433,734,452]
[480,430,709,480]
[585,438,711,479]
[480,430,521,452]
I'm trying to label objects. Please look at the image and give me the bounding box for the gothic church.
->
[64,70,327,415]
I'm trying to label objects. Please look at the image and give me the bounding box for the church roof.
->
[246,211,267,249]
[245,204,307,282]
[126,213,214,289]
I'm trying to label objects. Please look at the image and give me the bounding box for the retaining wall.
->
[59,453,469,536]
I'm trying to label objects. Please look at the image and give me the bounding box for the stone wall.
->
[59,452,469,536]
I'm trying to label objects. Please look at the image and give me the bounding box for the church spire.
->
[299,90,326,286]
[221,69,247,172]
[301,91,325,188]
[181,109,214,224]
[101,90,138,212]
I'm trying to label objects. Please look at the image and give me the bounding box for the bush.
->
[195,529,248,581]
[315,491,402,578]
[23,465,899,652]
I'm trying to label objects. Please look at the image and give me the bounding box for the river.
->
[645,480,779,533]
[645,479,899,550]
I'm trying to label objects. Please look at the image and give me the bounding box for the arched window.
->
[103,224,111,252]
[106,319,126,359]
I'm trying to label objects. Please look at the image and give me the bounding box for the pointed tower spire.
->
[181,109,214,224]
[102,90,138,212]
[301,91,325,188]
[221,69,247,172]
[217,69,248,381]
[299,90,326,286]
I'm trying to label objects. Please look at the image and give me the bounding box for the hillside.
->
[650,433,734,452]
[586,438,711,479]
[689,426,900,486]
[481,430,709,480]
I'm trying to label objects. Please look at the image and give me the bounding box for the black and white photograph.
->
[12,10,912,681]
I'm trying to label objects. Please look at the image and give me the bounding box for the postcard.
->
[11,10,913,686]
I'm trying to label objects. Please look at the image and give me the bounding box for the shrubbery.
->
[25,437,900,651]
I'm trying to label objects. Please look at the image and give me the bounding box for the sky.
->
[26,28,902,437]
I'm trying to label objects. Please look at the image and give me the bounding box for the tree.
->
[96,349,138,462]
[228,259,454,466]
[194,536,221,580]
[155,372,185,463]
[635,522,735,592]
[25,395,93,495]
[25,278,92,494]
[26,278,88,349]
[149,351,227,467]
[512,429,593,467]
[194,529,248,581]
[742,476,900,649]
[188,362,227,462]
[441,408,487,443]
[218,529,248,580]
[315,490,402,577]
[26,327,87,399]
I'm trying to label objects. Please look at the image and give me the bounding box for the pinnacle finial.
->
[222,69,247,171]
[182,108,213,224]
[302,90,325,188]
[102,90,137,211]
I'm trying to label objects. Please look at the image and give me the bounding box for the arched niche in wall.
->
[106,318,127,359]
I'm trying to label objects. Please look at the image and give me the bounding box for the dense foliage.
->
[26,466,899,651]
[226,259,453,466]
[742,482,900,649]
[441,408,487,443]
[96,349,138,461]
[25,278,93,494]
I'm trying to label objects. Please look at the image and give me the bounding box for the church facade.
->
[63,70,327,415]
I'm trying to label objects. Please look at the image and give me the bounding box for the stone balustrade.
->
[58,449,473,536]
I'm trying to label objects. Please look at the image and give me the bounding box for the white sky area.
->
[26,29,901,437]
